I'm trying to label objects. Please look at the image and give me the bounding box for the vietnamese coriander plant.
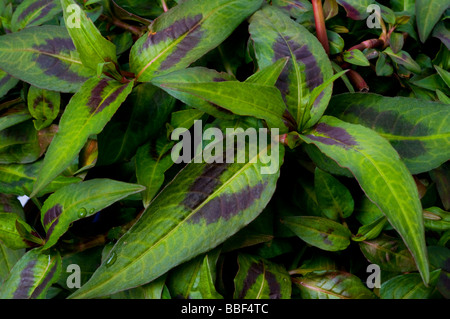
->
[0,0,449,300]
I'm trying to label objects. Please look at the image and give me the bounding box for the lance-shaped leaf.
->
[31,77,134,197]
[97,84,176,166]
[11,0,62,32]
[423,207,450,231]
[167,250,222,299]
[27,86,60,130]
[299,116,430,284]
[111,275,168,299]
[0,99,31,131]
[432,21,450,50]
[0,120,52,165]
[343,49,370,66]
[0,26,95,93]
[136,137,175,208]
[430,163,450,210]
[0,248,61,299]
[69,138,284,299]
[282,216,351,251]
[60,0,119,78]
[0,160,81,197]
[352,216,387,242]
[153,81,291,133]
[40,179,145,249]
[0,213,44,250]
[249,5,333,130]
[234,254,291,299]
[384,47,421,74]
[293,270,376,299]
[314,168,354,220]
[151,67,237,119]
[130,0,263,81]
[359,234,417,272]
[0,70,19,99]
[245,57,289,86]
[0,243,24,285]
[416,0,449,43]
[327,93,450,174]
[272,0,312,19]
[380,270,441,299]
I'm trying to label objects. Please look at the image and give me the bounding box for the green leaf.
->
[282,216,351,251]
[376,53,394,77]
[130,0,263,82]
[152,67,237,120]
[294,270,376,299]
[0,99,31,131]
[31,77,134,197]
[430,163,450,210]
[60,0,120,79]
[69,138,284,299]
[249,5,333,130]
[136,136,175,208]
[272,0,312,20]
[0,248,61,299]
[97,84,175,166]
[314,168,354,220]
[434,65,450,88]
[40,179,145,249]
[384,47,422,74]
[0,160,81,197]
[327,30,344,55]
[111,275,168,299]
[336,0,374,20]
[359,234,417,272]
[153,80,292,133]
[0,26,95,93]
[352,216,387,241]
[380,269,441,299]
[0,120,50,165]
[328,93,450,174]
[432,21,450,50]
[423,207,450,231]
[0,69,19,99]
[416,0,449,43]
[299,116,430,284]
[167,250,222,299]
[11,0,62,32]
[0,243,24,285]
[245,57,289,86]
[170,108,205,130]
[436,89,450,104]
[27,86,60,130]
[233,254,291,299]
[343,49,370,67]
[0,213,38,250]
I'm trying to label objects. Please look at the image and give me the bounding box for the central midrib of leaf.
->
[76,144,271,297]
[296,278,349,299]
[17,49,83,65]
[20,2,54,26]
[262,9,305,127]
[163,84,284,120]
[136,1,233,80]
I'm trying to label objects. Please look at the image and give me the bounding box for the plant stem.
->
[312,0,330,55]
[161,0,169,12]
[346,70,369,92]
[99,14,145,37]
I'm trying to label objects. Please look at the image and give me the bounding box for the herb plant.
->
[0,0,449,300]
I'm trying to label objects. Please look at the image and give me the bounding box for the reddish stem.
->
[346,70,369,92]
[312,0,330,55]
[348,38,384,52]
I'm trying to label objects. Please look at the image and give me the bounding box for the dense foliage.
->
[0,0,449,300]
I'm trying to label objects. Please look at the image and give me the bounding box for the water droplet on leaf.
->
[78,207,88,218]
[105,252,117,267]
